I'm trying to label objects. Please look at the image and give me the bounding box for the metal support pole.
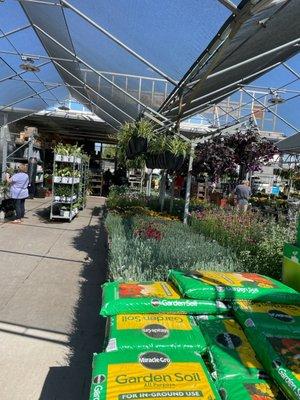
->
[146,170,153,197]
[183,142,196,224]
[169,173,175,214]
[28,137,34,160]
[217,0,238,13]
[159,170,166,212]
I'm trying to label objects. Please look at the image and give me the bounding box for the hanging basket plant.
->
[146,135,189,171]
[118,119,154,160]
[126,135,148,159]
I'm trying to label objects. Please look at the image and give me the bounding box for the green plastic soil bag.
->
[244,328,300,400]
[89,349,222,400]
[216,378,285,400]
[234,301,300,334]
[198,318,264,380]
[100,281,228,316]
[169,269,300,303]
[194,315,228,323]
[104,313,207,353]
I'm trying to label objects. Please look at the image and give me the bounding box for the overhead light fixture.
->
[19,57,40,73]
[268,90,285,104]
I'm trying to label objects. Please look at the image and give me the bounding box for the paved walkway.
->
[0,197,107,400]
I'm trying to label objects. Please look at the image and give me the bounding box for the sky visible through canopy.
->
[0,0,299,136]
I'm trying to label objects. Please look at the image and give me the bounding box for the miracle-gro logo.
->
[139,351,171,370]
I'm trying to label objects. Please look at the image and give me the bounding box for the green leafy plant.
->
[53,143,83,157]
[190,209,296,280]
[106,213,241,281]
[167,137,190,157]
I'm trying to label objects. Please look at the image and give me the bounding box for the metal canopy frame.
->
[0,0,298,135]
[0,0,299,221]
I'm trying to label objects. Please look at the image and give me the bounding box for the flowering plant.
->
[134,223,163,241]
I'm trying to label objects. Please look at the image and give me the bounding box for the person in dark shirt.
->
[234,180,252,212]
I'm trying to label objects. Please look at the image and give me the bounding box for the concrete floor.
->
[0,197,107,400]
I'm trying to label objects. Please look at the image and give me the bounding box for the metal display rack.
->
[50,154,83,221]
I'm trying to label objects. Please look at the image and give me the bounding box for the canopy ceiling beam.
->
[160,34,230,112]
[11,76,82,89]
[217,0,238,13]
[184,38,300,92]
[241,88,300,133]
[167,61,281,116]
[217,104,239,123]
[33,24,171,124]
[0,49,77,63]
[70,85,122,130]
[0,56,50,108]
[282,62,300,80]
[0,24,31,39]
[0,60,51,84]
[19,0,62,6]
[218,76,300,125]
[0,26,62,105]
[53,59,135,121]
[60,0,178,86]
[0,84,61,112]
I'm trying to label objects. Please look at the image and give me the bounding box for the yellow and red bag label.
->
[193,271,277,289]
[107,362,215,399]
[89,351,221,400]
[119,282,180,299]
[116,314,193,331]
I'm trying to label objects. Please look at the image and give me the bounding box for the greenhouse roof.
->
[0,0,300,136]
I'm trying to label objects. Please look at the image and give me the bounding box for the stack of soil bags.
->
[233,301,300,400]
[88,270,300,399]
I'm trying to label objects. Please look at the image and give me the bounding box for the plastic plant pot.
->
[55,154,62,162]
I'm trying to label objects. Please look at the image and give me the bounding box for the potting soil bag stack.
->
[100,281,228,316]
[89,349,222,400]
[234,301,300,335]
[169,269,300,303]
[216,377,285,400]
[197,317,264,380]
[104,313,207,353]
[241,329,300,400]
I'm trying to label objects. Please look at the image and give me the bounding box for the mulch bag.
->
[216,378,285,400]
[169,269,300,304]
[89,349,222,400]
[100,281,228,316]
[243,328,300,400]
[198,318,264,380]
[234,301,300,334]
[104,313,207,353]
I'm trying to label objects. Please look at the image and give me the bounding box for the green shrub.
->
[190,210,296,280]
[106,186,147,211]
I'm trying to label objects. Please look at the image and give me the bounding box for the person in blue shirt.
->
[234,180,252,212]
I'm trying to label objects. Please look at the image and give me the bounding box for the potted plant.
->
[118,120,154,160]
[146,135,189,171]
